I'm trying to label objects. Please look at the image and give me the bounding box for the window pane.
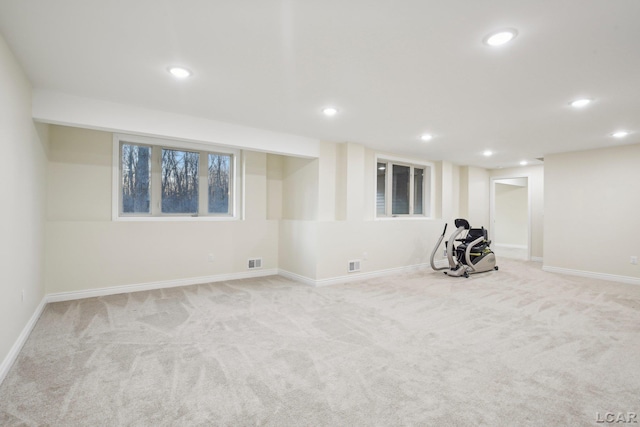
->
[423,166,431,216]
[376,162,386,216]
[208,154,231,214]
[121,144,150,213]
[414,168,424,215]
[161,149,199,213]
[392,164,410,214]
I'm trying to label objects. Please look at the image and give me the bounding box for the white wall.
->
[278,220,318,280]
[544,145,640,279]
[458,166,490,228]
[281,156,318,220]
[317,141,338,221]
[277,154,319,279]
[459,167,469,220]
[45,125,279,294]
[277,142,449,282]
[316,144,450,280]
[0,35,48,379]
[345,143,366,221]
[467,167,490,227]
[441,161,455,221]
[45,132,454,289]
[266,154,283,220]
[315,219,442,281]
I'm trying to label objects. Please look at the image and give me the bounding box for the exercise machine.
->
[430,218,498,277]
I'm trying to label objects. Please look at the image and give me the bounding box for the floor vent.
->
[348,260,361,273]
[248,258,262,269]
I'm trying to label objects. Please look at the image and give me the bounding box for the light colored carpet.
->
[1,259,639,426]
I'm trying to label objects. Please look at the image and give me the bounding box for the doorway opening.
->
[490,176,531,261]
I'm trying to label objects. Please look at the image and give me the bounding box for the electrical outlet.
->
[208,253,215,263]
[362,252,368,261]
[631,256,638,265]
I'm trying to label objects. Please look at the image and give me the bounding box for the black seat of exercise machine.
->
[454,218,470,229]
[457,227,489,252]
[465,227,487,243]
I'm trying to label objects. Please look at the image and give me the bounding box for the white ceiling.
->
[1,0,639,168]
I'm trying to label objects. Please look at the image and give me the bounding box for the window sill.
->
[114,216,240,222]
[375,216,434,221]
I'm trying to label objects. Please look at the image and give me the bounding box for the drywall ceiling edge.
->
[32,90,320,158]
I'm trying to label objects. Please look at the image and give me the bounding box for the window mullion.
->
[151,147,161,215]
[118,143,124,215]
[409,165,415,215]
[199,152,208,216]
[229,154,235,216]
[385,162,392,216]
[421,168,426,216]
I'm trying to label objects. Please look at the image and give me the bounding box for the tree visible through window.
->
[208,154,230,213]
[121,144,150,213]
[162,149,199,213]
[117,137,237,218]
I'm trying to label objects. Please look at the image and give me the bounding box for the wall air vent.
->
[348,260,361,273]
[248,258,262,269]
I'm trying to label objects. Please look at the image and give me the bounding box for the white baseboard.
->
[47,269,279,303]
[531,257,543,263]
[542,265,640,286]
[280,262,433,287]
[316,263,432,286]
[277,269,317,286]
[0,297,47,385]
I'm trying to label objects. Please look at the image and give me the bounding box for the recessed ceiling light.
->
[483,150,493,157]
[483,29,518,46]
[520,160,528,166]
[168,67,192,79]
[322,107,338,117]
[420,133,434,141]
[612,130,629,138]
[570,98,592,108]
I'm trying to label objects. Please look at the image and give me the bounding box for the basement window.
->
[113,134,240,221]
[376,157,433,218]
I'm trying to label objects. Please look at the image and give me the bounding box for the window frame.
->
[112,134,242,221]
[375,154,434,219]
